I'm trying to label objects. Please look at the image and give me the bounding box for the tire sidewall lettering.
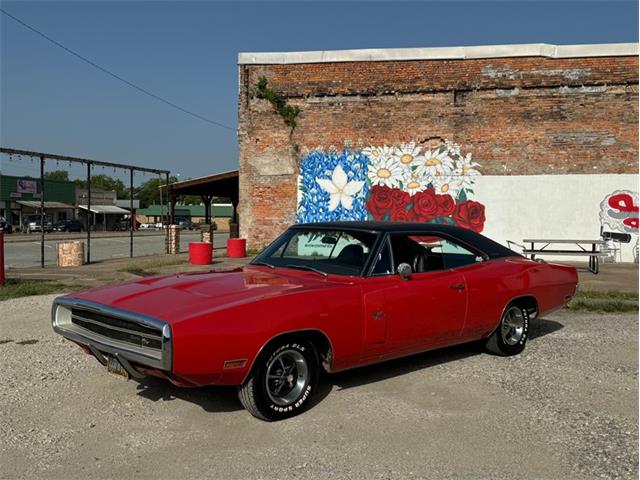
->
[261,342,314,415]
[518,310,530,346]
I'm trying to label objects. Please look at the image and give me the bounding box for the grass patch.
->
[573,289,638,301]
[0,279,71,301]
[567,289,639,313]
[117,255,188,276]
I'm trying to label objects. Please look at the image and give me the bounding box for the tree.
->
[75,174,128,199]
[44,170,70,181]
[134,176,178,208]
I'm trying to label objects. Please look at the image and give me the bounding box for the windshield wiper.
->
[284,264,328,277]
[252,260,275,269]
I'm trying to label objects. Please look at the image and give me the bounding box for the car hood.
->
[66,266,351,324]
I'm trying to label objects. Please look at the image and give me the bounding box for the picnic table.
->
[522,239,607,274]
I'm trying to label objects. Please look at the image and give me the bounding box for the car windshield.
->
[253,228,378,276]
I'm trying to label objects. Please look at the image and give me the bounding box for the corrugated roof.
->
[77,205,130,214]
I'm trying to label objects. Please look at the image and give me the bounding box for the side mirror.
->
[397,262,412,280]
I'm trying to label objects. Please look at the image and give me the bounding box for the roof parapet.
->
[238,43,638,65]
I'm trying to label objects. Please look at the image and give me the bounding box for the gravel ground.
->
[0,294,637,480]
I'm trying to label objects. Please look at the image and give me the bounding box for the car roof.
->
[292,221,519,260]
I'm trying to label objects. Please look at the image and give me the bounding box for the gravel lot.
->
[1,294,637,479]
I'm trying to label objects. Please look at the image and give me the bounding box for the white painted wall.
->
[474,174,639,263]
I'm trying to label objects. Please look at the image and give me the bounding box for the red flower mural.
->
[364,185,486,232]
[412,189,439,221]
[452,200,486,232]
[358,141,486,231]
[366,185,393,220]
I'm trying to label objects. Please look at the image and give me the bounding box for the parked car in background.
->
[154,221,169,230]
[113,219,141,231]
[0,216,13,233]
[53,219,84,233]
[22,214,53,233]
[51,222,578,421]
[139,223,155,230]
[177,220,200,230]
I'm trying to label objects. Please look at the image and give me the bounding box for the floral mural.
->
[599,190,639,233]
[297,140,486,232]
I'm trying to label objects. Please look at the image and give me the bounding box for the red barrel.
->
[188,242,213,265]
[227,238,247,258]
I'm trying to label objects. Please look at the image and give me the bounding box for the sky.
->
[0,0,638,183]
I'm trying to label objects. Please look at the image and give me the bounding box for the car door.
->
[360,233,469,362]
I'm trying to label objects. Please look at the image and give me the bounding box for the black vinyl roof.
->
[292,221,520,260]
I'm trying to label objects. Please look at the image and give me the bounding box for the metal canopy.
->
[77,205,130,214]
[163,170,238,200]
[1,146,171,267]
[16,200,74,209]
[162,170,239,228]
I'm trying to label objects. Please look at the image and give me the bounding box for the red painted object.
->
[52,222,578,421]
[188,242,212,265]
[0,231,5,285]
[227,238,246,258]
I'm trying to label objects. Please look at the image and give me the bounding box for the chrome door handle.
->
[449,283,465,290]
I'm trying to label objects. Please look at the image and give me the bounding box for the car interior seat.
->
[413,251,428,273]
[336,244,365,266]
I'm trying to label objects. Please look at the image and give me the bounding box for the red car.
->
[52,222,578,421]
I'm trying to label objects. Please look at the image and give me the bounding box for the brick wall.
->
[238,54,639,248]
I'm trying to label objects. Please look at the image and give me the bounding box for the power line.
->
[0,8,235,131]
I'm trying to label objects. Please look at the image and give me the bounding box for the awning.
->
[77,205,130,214]
[16,201,74,209]
[161,170,239,201]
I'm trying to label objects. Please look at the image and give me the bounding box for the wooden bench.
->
[522,239,607,274]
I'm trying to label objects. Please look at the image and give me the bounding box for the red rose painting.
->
[412,189,439,221]
[452,201,486,232]
[435,193,455,217]
[366,185,394,220]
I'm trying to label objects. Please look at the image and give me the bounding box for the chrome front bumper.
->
[52,297,172,374]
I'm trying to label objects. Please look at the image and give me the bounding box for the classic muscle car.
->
[52,222,578,420]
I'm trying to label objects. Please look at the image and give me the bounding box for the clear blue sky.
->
[1,1,638,182]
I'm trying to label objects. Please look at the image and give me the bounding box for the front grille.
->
[71,308,163,350]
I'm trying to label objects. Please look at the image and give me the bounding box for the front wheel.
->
[238,340,318,421]
[485,304,529,356]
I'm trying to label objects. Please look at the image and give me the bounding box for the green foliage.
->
[75,174,129,199]
[181,195,204,205]
[134,176,178,208]
[117,255,187,276]
[43,170,70,181]
[566,289,638,313]
[255,76,300,133]
[0,279,70,301]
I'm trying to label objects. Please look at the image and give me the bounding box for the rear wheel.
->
[238,339,318,421]
[485,304,529,356]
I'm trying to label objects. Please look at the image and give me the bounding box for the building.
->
[0,174,76,227]
[75,188,134,231]
[238,42,639,261]
[137,203,233,229]
[0,175,140,231]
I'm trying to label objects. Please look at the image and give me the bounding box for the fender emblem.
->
[371,310,385,320]
[223,359,248,369]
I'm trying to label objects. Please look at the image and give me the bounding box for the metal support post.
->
[87,163,92,264]
[40,156,45,268]
[130,168,134,258]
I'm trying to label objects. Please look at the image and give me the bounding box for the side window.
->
[439,239,479,269]
[371,238,393,275]
[390,234,480,273]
